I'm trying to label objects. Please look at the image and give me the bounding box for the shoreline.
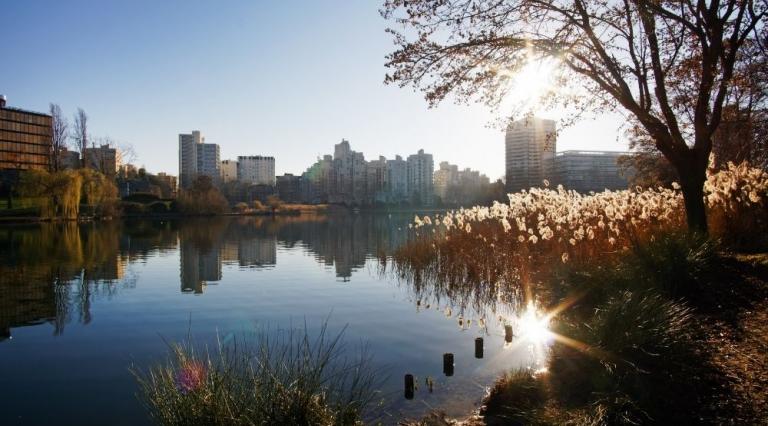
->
[0,206,449,225]
[403,251,768,425]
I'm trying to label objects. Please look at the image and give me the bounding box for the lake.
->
[0,214,546,425]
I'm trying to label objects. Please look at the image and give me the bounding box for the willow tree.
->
[382,0,767,233]
[18,170,81,219]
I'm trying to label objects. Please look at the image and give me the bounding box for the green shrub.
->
[626,232,718,298]
[549,290,698,424]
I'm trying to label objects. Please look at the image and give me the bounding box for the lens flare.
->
[518,304,552,344]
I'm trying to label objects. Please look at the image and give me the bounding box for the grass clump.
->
[133,322,379,426]
[549,290,699,424]
[481,369,547,425]
[475,235,738,424]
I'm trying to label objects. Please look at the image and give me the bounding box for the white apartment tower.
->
[179,131,221,189]
[407,149,434,205]
[387,155,408,202]
[332,139,366,204]
[505,117,556,192]
[237,155,275,185]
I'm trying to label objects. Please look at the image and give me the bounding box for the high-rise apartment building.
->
[332,140,366,204]
[197,143,220,183]
[387,155,408,203]
[407,149,434,205]
[220,159,238,183]
[505,117,556,192]
[554,150,630,193]
[433,161,491,205]
[237,155,275,186]
[366,156,389,204]
[0,96,52,171]
[303,155,334,203]
[178,130,220,188]
[434,161,460,200]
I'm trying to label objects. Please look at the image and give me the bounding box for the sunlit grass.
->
[132,321,380,426]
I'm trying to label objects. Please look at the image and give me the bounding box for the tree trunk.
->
[674,154,709,234]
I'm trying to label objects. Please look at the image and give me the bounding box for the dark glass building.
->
[0,97,52,171]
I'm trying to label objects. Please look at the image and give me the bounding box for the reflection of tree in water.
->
[0,222,149,339]
[386,258,525,332]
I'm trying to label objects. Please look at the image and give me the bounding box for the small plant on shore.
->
[481,369,547,425]
[133,322,380,426]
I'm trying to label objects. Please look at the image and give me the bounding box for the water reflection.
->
[0,223,132,340]
[0,213,415,339]
[0,213,554,424]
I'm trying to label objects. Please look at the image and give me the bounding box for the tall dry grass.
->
[393,162,768,424]
[395,162,767,299]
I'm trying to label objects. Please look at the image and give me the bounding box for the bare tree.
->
[72,108,88,168]
[115,141,138,169]
[382,0,767,233]
[49,103,69,172]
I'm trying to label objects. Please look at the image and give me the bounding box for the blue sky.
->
[1,0,627,179]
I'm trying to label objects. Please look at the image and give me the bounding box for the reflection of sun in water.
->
[518,303,552,345]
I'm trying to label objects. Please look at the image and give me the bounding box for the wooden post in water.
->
[475,337,484,358]
[443,353,454,376]
[404,374,414,399]
[504,324,513,343]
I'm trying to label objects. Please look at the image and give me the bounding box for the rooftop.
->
[0,105,51,118]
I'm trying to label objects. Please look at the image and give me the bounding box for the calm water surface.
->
[0,214,544,425]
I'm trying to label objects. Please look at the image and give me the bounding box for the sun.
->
[503,58,561,113]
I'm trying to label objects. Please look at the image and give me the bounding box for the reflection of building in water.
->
[269,213,411,280]
[180,243,222,294]
[219,240,240,264]
[0,274,56,342]
[238,236,277,269]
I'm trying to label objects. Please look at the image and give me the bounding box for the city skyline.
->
[0,1,629,181]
